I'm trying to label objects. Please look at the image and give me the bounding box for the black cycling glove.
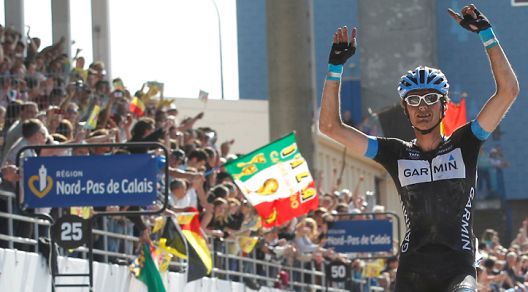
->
[328,41,356,65]
[459,8,491,33]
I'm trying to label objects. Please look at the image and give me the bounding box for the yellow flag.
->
[70,207,92,219]
[155,246,173,273]
[362,259,385,278]
[176,212,195,225]
[238,236,259,254]
[157,98,174,109]
[143,85,159,101]
[152,216,166,234]
[84,105,101,130]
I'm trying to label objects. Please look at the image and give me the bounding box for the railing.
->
[0,190,387,291]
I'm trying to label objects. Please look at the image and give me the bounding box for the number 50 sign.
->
[51,215,90,249]
[326,261,350,282]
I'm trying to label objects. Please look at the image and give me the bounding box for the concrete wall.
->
[266,0,317,168]
[357,0,438,115]
[237,0,359,101]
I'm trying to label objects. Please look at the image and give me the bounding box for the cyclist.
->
[318,4,519,292]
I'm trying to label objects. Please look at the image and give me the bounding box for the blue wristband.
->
[327,64,343,81]
[479,28,499,49]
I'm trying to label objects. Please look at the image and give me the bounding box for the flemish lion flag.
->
[225,132,319,228]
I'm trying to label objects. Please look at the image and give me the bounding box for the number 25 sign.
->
[51,215,90,249]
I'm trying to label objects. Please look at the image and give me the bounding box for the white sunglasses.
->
[404,93,443,106]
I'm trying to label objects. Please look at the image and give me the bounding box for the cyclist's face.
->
[405,89,444,129]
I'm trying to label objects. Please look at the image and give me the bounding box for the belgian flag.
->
[160,207,212,283]
[130,96,145,117]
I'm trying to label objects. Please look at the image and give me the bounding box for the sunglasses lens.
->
[424,93,439,104]
[406,95,421,106]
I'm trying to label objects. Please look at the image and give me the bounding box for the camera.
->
[113,90,124,98]
[74,80,85,92]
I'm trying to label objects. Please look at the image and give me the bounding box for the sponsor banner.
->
[398,148,466,186]
[23,154,158,208]
[326,220,393,253]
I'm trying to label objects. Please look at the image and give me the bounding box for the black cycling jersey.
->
[368,121,485,275]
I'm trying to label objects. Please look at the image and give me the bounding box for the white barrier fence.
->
[0,248,288,292]
[0,190,363,291]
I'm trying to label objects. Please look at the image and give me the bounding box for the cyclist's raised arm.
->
[319,26,371,157]
[448,5,519,135]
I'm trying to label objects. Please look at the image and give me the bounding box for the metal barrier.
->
[0,190,390,292]
[15,142,170,292]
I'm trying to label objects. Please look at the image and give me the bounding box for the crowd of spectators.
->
[477,222,528,291]
[0,24,526,292]
[0,23,356,290]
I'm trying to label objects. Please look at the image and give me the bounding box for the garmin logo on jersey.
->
[398,148,466,186]
[461,187,475,251]
[403,168,429,177]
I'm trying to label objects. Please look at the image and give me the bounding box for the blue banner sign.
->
[325,220,392,253]
[23,154,158,208]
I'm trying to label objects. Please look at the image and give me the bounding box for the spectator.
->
[1,101,38,160]
[2,100,23,136]
[237,199,261,235]
[55,119,74,140]
[381,256,398,291]
[45,105,62,133]
[502,251,526,290]
[186,148,208,172]
[478,148,494,197]
[294,218,323,259]
[201,197,229,239]
[0,105,5,132]
[3,118,47,165]
[62,101,80,126]
[169,178,191,210]
[489,146,509,197]
[128,117,165,153]
[70,56,87,81]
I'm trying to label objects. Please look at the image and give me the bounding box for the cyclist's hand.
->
[448,4,491,33]
[328,26,357,65]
